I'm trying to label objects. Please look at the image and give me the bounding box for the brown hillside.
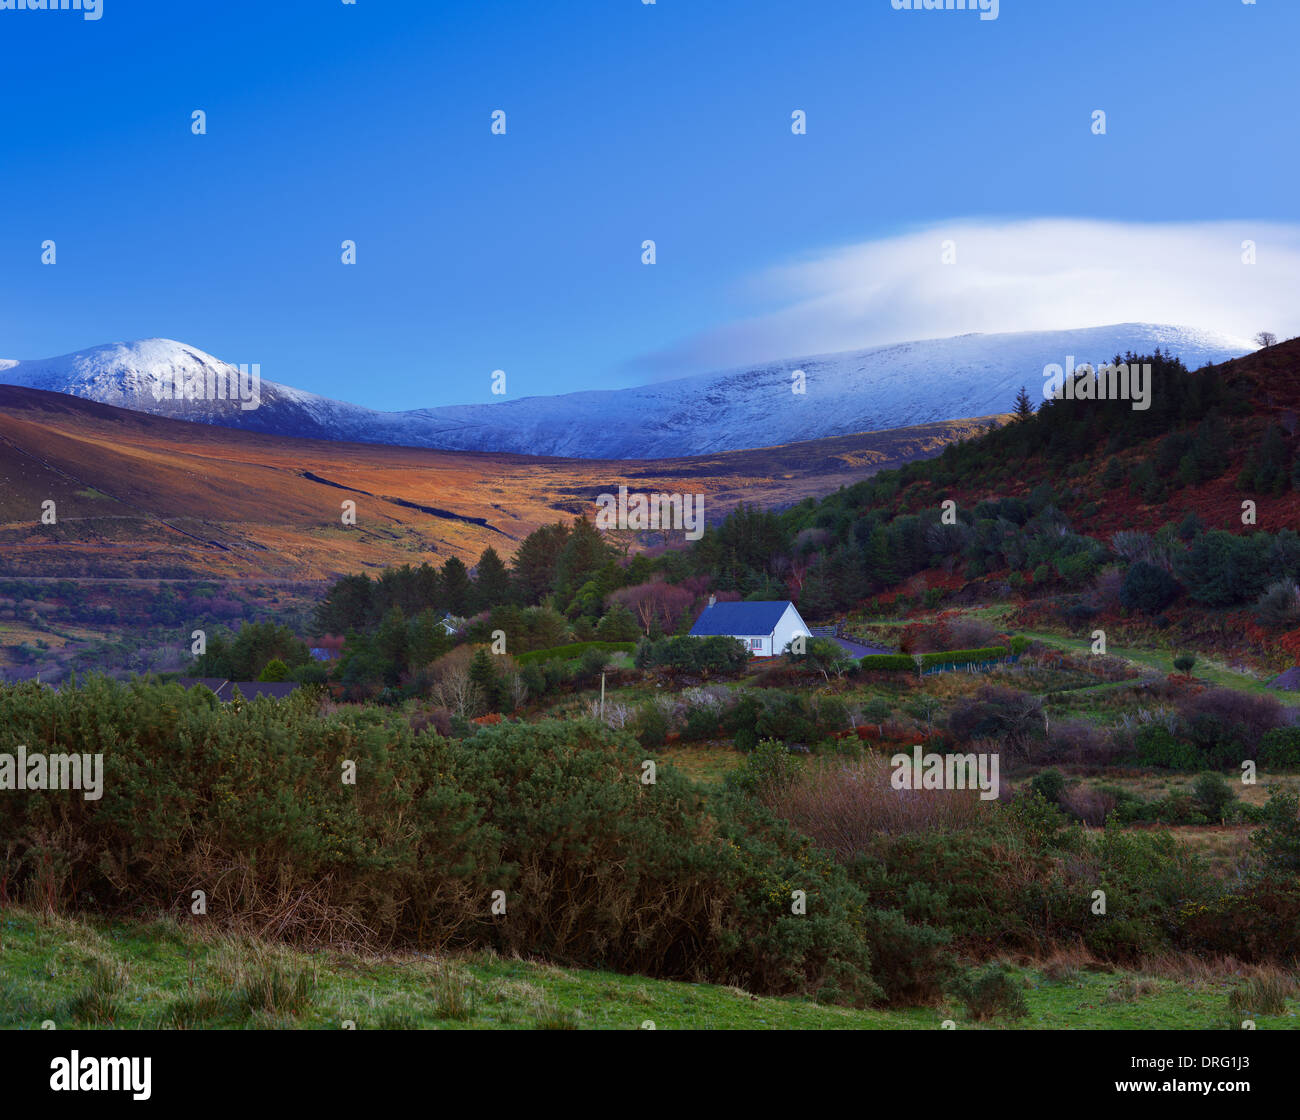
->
[0,386,1007,579]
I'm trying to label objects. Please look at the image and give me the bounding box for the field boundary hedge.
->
[516,641,635,666]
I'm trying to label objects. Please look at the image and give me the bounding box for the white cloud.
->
[630,219,1298,376]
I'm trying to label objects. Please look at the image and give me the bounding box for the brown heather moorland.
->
[0,384,1006,580]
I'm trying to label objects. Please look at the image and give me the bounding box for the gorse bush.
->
[953,963,1029,1022]
[846,793,1219,964]
[1120,561,1180,614]
[0,678,879,1006]
[635,635,749,674]
[1029,768,1067,805]
[1134,725,1203,771]
[1259,727,1300,771]
[1191,772,1236,823]
[725,738,805,797]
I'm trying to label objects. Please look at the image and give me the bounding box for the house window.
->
[750,638,764,650]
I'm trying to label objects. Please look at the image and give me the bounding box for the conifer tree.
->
[1012,385,1035,423]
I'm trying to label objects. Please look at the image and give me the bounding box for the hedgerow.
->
[515,640,635,666]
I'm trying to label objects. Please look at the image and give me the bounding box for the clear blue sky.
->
[0,0,1294,410]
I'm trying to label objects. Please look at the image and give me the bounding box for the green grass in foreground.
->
[2,908,1297,1030]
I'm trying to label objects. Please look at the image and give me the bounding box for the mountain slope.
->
[0,384,1004,580]
[0,325,1254,459]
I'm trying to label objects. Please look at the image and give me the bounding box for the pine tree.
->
[596,601,641,641]
[468,648,502,712]
[408,609,451,668]
[472,547,512,612]
[375,606,409,685]
[510,522,570,605]
[441,556,472,615]
[554,517,616,607]
[1012,386,1035,423]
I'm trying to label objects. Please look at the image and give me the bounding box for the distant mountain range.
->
[0,325,1255,459]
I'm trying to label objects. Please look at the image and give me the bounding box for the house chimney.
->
[708,595,716,608]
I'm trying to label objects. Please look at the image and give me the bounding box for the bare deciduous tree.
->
[506,671,528,712]
[432,664,480,717]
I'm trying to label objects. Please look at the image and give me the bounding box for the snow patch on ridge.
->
[0,325,1257,459]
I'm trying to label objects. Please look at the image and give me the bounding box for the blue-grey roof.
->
[689,600,794,637]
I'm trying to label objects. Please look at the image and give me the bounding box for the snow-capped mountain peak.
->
[0,324,1257,458]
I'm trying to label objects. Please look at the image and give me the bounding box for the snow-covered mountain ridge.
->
[0,325,1255,459]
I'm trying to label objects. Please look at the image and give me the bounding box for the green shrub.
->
[0,679,879,1006]
[1029,769,1067,805]
[722,693,762,736]
[516,641,634,667]
[1251,790,1300,876]
[1178,886,1300,961]
[1134,725,1203,771]
[919,646,1009,670]
[952,964,1029,1022]
[636,704,669,750]
[636,635,749,674]
[1191,772,1236,823]
[857,654,916,672]
[859,907,955,1007]
[1259,727,1300,770]
[725,739,804,797]
[258,658,289,682]
[1120,561,1180,614]
[849,800,1214,964]
[754,692,816,744]
[575,646,609,682]
[683,706,721,741]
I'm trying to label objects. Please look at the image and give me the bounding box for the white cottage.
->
[688,598,812,658]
